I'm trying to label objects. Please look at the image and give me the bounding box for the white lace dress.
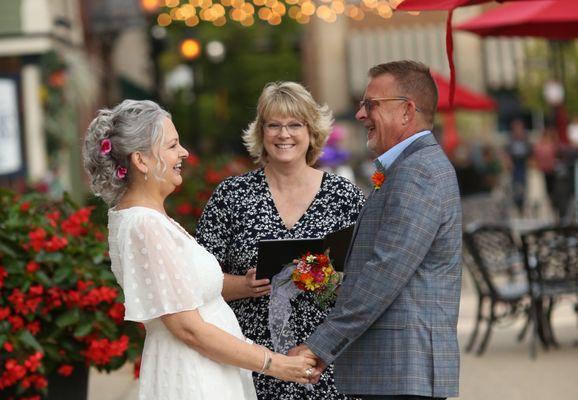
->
[108,206,257,400]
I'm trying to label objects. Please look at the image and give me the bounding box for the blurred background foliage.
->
[158,17,303,154]
[518,40,578,117]
[83,17,304,225]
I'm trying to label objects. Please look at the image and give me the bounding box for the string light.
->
[153,0,409,27]
[180,38,202,59]
[157,12,172,26]
[140,0,162,13]
[185,15,200,25]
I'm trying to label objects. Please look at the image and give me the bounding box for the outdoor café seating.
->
[464,221,578,358]
[462,223,530,355]
[521,226,578,358]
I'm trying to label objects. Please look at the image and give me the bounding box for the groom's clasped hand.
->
[288,344,325,384]
[275,349,320,384]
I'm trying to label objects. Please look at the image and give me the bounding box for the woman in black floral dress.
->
[196,82,365,400]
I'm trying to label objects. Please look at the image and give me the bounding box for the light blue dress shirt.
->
[376,130,432,171]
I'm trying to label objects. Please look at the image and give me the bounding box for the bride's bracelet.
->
[259,348,272,374]
[245,338,271,374]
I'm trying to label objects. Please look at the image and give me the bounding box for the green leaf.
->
[53,264,73,283]
[43,343,61,360]
[0,240,17,257]
[92,253,105,264]
[4,260,25,274]
[36,271,53,286]
[55,308,80,328]
[98,319,118,339]
[94,311,106,322]
[106,356,125,370]
[73,320,94,338]
[62,192,79,209]
[42,252,64,264]
[19,329,44,352]
[126,346,140,360]
[99,269,115,281]
[59,340,78,352]
[0,334,7,348]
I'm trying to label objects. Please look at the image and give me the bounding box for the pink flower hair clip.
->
[100,138,112,155]
[116,166,127,179]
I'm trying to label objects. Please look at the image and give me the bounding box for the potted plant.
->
[0,189,143,400]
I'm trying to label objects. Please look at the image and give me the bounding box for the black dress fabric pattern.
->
[196,168,365,400]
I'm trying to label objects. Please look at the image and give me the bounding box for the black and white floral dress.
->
[196,168,365,400]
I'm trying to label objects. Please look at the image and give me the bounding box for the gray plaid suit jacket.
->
[307,133,462,398]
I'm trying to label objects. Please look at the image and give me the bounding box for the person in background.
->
[479,145,502,192]
[505,119,532,215]
[196,81,365,400]
[533,125,560,214]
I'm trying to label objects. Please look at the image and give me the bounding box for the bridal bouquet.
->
[268,250,343,356]
[290,252,343,310]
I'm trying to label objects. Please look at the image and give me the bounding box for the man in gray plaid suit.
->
[293,61,462,399]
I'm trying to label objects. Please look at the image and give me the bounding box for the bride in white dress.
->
[83,100,316,400]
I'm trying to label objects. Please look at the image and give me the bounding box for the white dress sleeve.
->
[118,212,204,323]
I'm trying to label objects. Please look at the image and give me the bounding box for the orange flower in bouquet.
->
[290,251,343,309]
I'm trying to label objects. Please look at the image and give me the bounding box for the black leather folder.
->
[256,224,355,280]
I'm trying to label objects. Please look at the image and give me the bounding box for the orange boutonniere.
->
[371,171,386,190]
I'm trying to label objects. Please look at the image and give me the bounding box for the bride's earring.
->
[144,170,148,181]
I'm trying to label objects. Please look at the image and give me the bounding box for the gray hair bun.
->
[82,99,170,206]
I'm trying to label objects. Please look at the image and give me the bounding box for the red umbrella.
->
[396,0,541,11]
[431,71,496,153]
[455,0,578,39]
[396,0,488,10]
[395,0,543,106]
[455,0,578,143]
[432,71,495,112]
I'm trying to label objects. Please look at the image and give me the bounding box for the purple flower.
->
[100,139,112,155]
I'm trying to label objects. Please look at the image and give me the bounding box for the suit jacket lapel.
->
[343,134,439,270]
[343,158,389,267]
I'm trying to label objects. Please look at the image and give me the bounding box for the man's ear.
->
[130,152,149,175]
[401,104,410,125]
[403,101,418,123]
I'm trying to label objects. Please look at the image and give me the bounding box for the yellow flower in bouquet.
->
[290,251,343,309]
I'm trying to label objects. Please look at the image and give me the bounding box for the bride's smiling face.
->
[145,118,189,194]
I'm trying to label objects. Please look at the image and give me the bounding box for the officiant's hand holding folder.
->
[256,224,355,281]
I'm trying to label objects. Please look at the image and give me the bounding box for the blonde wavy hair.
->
[242,81,333,166]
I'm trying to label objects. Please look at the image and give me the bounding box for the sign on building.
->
[0,78,23,176]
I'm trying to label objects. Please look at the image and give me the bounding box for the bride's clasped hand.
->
[261,350,318,384]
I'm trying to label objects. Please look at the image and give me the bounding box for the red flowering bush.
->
[0,189,143,399]
[166,152,252,232]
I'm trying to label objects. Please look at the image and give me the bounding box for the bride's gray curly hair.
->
[82,99,170,206]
